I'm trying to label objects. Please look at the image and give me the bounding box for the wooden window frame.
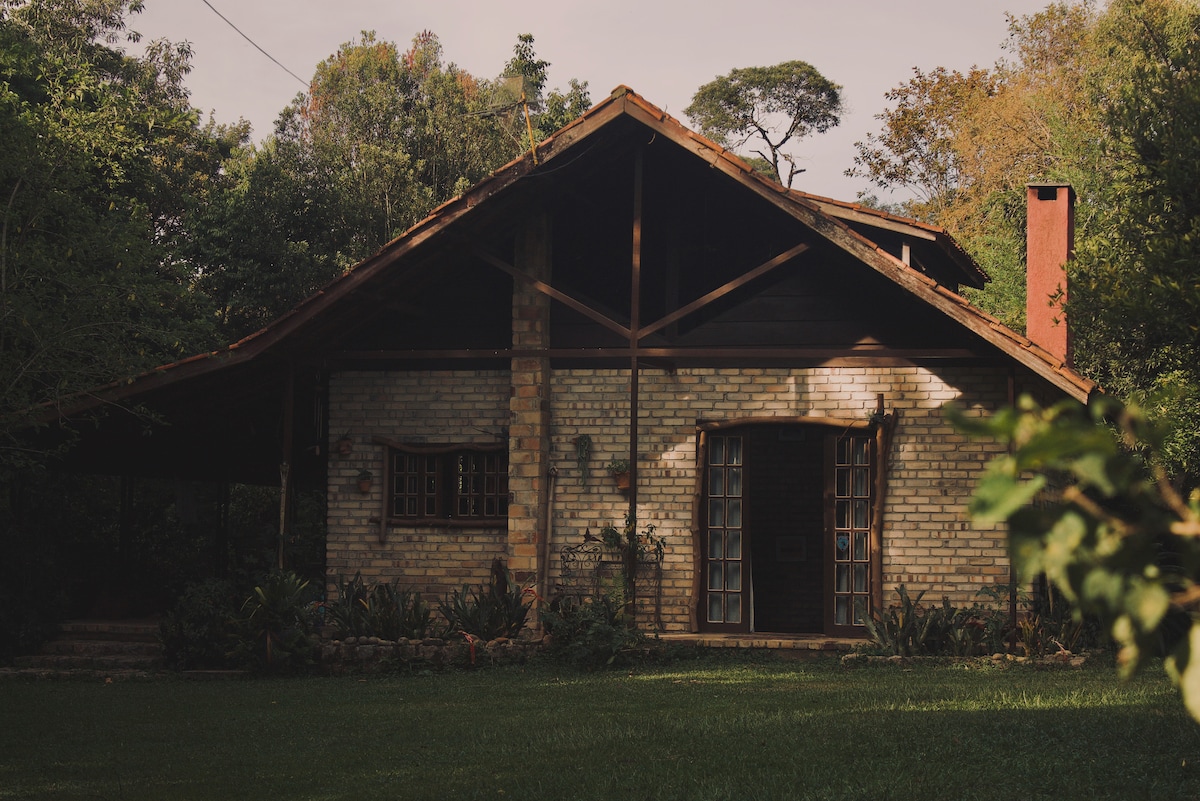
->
[374,439,508,527]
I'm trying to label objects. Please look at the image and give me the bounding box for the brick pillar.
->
[508,210,552,584]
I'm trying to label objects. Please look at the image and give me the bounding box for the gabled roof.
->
[53,85,1098,417]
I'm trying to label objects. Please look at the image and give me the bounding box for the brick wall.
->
[325,370,510,600]
[327,364,1018,632]
[546,366,1012,630]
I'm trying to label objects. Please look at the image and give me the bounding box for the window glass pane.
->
[835,533,850,560]
[708,530,723,560]
[708,594,723,623]
[727,562,741,592]
[708,467,725,497]
[835,596,849,625]
[854,438,870,465]
[726,530,741,559]
[854,500,869,529]
[710,437,725,465]
[709,499,725,528]
[836,468,849,498]
[708,563,723,591]
[854,468,870,498]
[727,467,743,497]
[727,499,742,528]
[485,498,496,517]
[836,564,849,593]
[727,437,743,465]
[836,500,849,529]
[406,476,418,494]
[837,438,850,465]
[853,597,867,625]
[854,564,868,593]
[406,498,417,516]
[854,531,868,562]
[726,594,741,624]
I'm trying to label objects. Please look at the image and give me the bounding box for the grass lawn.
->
[2,653,1198,801]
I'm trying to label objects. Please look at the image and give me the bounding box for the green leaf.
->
[1165,621,1200,724]
[969,464,1045,524]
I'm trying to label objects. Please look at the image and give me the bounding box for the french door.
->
[699,424,878,636]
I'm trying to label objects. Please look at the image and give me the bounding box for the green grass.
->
[2,654,1198,800]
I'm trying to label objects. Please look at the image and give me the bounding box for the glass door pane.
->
[705,434,744,627]
[832,434,872,629]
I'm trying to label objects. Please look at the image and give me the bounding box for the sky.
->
[131,0,1058,202]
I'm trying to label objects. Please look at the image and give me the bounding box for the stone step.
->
[57,619,161,643]
[12,652,162,670]
[37,638,162,657]
[11,619,165,674]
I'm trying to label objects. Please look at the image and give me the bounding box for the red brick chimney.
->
[1026,183,1074,365]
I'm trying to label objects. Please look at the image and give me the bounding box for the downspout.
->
[539,466,558,610]
[1007,368,1018,634]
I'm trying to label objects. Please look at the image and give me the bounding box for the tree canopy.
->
[851,0,1200,483]
[0,0,244,465]
[187,30,589,340]
[0,4,590,464]
[685,61,843,188]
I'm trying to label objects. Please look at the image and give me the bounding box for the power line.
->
[199,0,308,89]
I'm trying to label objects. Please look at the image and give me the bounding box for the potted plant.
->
[356,468,373,493]
[606,458,631,490]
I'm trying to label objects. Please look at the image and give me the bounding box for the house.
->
[43,87,1095,637]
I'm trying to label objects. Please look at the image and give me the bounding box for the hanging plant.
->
[573,434,592,485]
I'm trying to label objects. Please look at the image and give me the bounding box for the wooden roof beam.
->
[637,242,811,341]
[474,248,632,339]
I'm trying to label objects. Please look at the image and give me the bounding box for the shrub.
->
[160,578,241,670]
[863,584,1105,658]
[539,590,646,668]
[325,573,437,641]
[440,567,532,641]
[231,570,319,674]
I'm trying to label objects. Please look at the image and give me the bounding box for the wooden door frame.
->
[690,415,887,633]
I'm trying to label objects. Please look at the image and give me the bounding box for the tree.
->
[955,395,1200,722]
[0,0,236,465]
[851,0,1200,482]
[1070,0,1200,480]
[848,2,1103,332]
[190,31,588,340]
[685,61,842,188]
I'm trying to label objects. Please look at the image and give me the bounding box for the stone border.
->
[317,635,546,673]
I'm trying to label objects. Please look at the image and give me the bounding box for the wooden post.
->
[278,368,295,571]
[626,147,644,615]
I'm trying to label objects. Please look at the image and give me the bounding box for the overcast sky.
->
[131,0,1057,201]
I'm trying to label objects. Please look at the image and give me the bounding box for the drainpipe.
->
[539,466,558,609]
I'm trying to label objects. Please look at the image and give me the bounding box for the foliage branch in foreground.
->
[953,395,1200,720]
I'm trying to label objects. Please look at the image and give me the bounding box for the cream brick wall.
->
[327,364,1016,631]
[547,366,1011,630]
[326,370,510,600]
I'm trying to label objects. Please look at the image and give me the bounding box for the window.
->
[389,446,508,523]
